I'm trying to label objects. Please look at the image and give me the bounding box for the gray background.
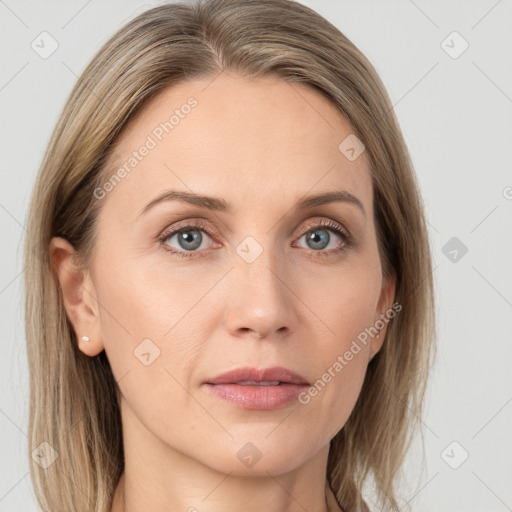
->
[1,1,511,510]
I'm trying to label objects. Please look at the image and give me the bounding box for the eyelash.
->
[158,218,354,260]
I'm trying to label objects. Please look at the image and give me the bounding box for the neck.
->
[112,472,342,512]
[110,399,343,512]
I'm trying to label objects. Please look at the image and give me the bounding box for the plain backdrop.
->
[1,1,511,511]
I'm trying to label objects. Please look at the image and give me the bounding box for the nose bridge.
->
[224,232,296,338]
[237,233,286,301]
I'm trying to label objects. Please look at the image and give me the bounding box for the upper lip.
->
[205,366,309,385]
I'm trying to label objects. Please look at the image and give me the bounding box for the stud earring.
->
[81,336,90,342]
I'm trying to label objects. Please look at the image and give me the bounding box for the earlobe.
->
[49,237,104,357]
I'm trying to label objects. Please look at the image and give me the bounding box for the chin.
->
[195,433,318,477]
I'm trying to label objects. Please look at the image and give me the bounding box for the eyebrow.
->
[138,188,366,218]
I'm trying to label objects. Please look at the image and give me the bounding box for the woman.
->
[24,0,435,511]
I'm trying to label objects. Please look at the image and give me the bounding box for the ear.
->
[369,268,397,359]
[49,237,104,357]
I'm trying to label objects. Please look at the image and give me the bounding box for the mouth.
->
[235,380,282,386]
[205,366,309,386]
[203,366,310,410]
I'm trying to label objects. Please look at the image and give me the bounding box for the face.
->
[57,72,395,476]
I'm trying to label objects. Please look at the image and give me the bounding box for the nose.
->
[223,244,298,341]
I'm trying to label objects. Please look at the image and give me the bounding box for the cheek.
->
[293,251,381,435]
[302,249,382,344]
[294,298,374,446]
[92,252,213,392]
[93,257,214,440]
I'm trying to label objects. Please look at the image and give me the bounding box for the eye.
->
[159,218,353,259]
[159,220,218,259]
[294,219,353,256]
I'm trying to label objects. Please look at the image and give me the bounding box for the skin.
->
[50,71,396,512]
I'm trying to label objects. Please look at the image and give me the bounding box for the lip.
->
[205,366,310,386]
[203,366,310,410]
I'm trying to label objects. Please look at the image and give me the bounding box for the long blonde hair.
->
[24,1,435,510]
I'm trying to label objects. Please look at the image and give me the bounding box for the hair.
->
[24,1,436,511]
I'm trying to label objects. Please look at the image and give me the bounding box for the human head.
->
[24,1,435,511]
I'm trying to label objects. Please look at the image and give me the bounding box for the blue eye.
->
[166,228,208,252]
[293,219,352,257]
[302,228,336,251]
[159,218,353,259]
[160,220,215,258]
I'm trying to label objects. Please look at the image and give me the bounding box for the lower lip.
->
[204,383,308,410]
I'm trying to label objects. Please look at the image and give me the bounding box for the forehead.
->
[103,72,372,216]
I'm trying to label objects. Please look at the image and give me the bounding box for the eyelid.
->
[296,217,351,240]
[159,218,218,241]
